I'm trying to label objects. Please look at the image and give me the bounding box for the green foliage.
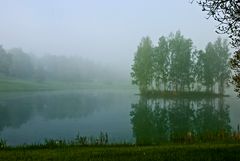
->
[195,0,240,96]
[131,37,154,93]
[196,38,230,93]
[197,42,217,92]
[153,36,169,91]
[214,38,231,95]
[8,48,34,79]
[131,32,230,95]
[0,46,11,76]
[168,31,194,91]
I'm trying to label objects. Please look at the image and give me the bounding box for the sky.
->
[0,0,226,70]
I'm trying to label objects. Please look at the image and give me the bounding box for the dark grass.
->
[0,144,240,161]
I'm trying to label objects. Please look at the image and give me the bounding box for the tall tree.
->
[131,37,154,93]
[195,0,240,96]
[195,39,230,94]
[0,45,11,76]
[195,50,205,91]
[213,38,231,95]
[199,42,218,92]
[168,31,194,92]
[8,48,34,79]
[153,36,170,91]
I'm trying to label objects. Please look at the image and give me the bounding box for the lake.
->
[0,88,240,146]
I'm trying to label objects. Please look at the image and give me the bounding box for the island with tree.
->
[131,31,231,98]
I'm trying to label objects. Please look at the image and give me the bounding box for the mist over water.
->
[0,1,223,71]
[0,88,239,146]
[0,1,239,147]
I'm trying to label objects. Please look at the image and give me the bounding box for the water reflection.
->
[0,91,122,131]
[130,97,232,144]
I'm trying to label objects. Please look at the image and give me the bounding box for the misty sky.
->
[0,0,225,69]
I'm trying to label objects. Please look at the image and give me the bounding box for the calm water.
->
[0,88,240,146]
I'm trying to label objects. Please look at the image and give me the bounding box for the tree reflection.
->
[0,91,124,131]
[130,97,231,144]
[130,97,153,145]
[168,99,195,143]
[130,98,169,145]
[195,98,231,142]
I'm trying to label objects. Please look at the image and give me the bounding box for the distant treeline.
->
[0,46,124,82]
[131,31,230,95]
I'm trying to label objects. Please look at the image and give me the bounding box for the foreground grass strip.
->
[0,144,240,161]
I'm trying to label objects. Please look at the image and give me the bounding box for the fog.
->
[0,0,224,75]
[2,0,240,149]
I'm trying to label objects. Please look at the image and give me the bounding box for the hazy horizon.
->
[0,0,228,71]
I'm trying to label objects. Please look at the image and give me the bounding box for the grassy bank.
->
[0,78,135,92]
[0,144,239,161]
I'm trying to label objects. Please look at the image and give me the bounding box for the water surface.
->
[0,89,239,145]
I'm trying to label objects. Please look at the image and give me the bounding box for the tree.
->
[153,36,170,91]
[230,50,240,95]
[0,46,11,76]
[131,37,154,93]
[8,48,34,79]
[195,50,205,91]
[213,38,231,95]
[131,33,230,95]
[195,38,230,94]
[195,0,240,96]
[200,42,219,92]
[196,0,240,47]
[168,31,194,92]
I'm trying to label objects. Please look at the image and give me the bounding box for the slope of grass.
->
[0,144,239,161]
[0,79,51,91]
[0,78,136,92]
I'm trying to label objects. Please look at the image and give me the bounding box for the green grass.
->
[0,78,136,92]
[0,144,239,161]
[0,78,49,91]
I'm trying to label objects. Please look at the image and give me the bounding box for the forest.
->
[131,31,230,95]
[0,46,126,83]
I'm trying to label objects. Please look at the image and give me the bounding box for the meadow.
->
[0,144,239,161]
